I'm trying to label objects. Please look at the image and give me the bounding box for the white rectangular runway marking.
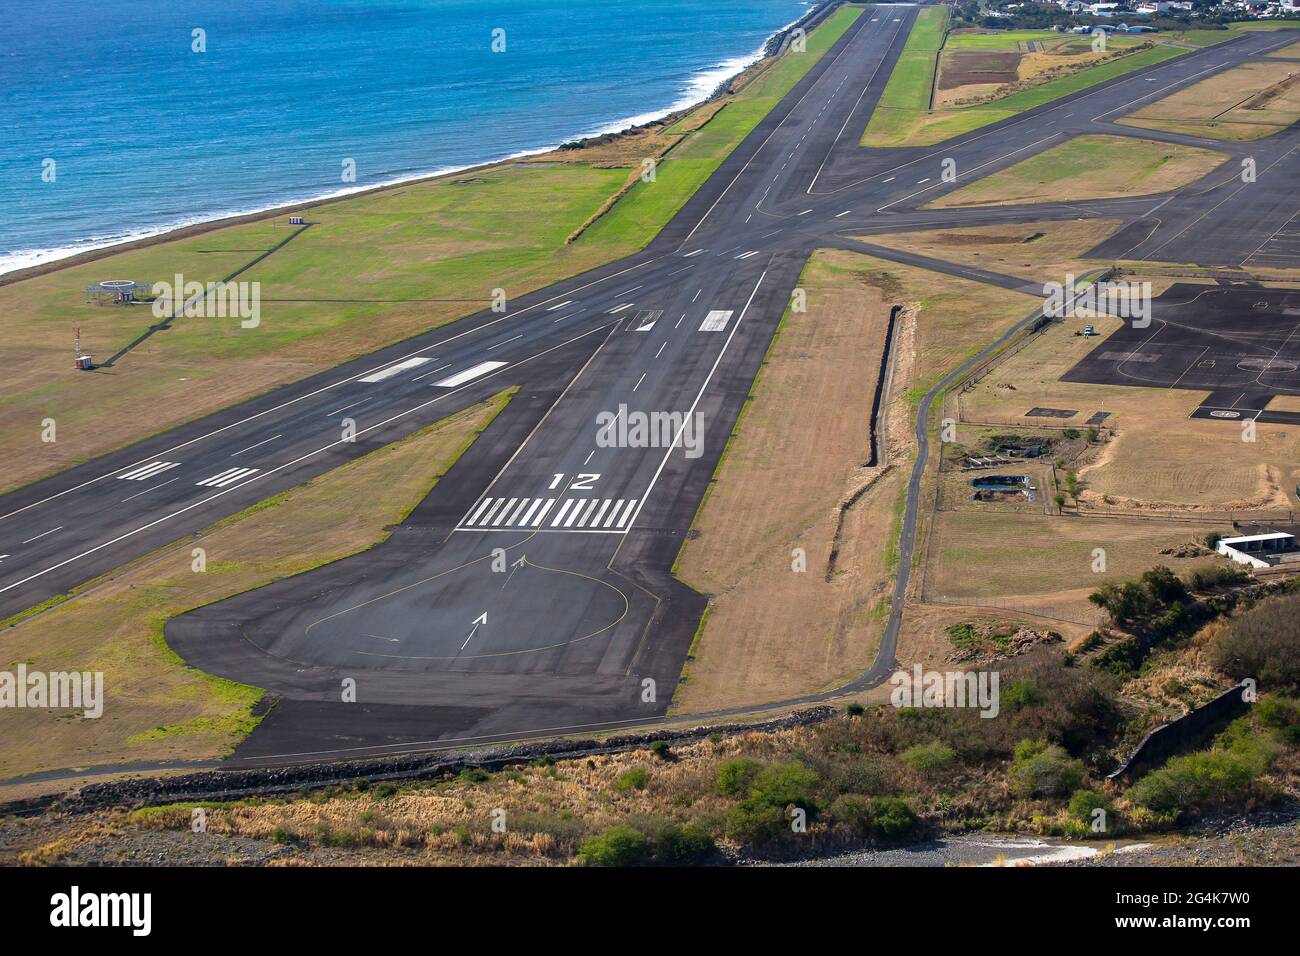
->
[734,250,759,260]
[117,461,181,481]
[608,303,635,314]
[487,335,522,351]
[683,249,705,258]
[546,300,573,311]
[699,310,733,332]
[359,356,431,382]
[196,467,259,488]
[492,497,519,526]
[431,361,507,388]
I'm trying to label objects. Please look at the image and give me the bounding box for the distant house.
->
[1216,532,1300,569]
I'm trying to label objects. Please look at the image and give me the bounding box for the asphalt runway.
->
[2,4,1299,768]
[1063,282,1300,424]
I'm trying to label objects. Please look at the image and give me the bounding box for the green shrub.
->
[577,825,650,867]
[457,767,491,785]
[1067,789,1111,824]
[900,740,957,774]
[649,740,673,761]
[716,757,764,797]
[1127,748,1264,815]
[1001,679,1041,712]
[652,824,715,866]
[1257,695,1300,744]
[846,701,865,717]
[748,763,819,813]
[827,794,920,843]
[615,767,650,792]
[1010,741,1085,799]
[723,802,789,848]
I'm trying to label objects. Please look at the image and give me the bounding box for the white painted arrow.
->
[460,612,487,651]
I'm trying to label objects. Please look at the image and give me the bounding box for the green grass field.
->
[0,5,863,496]
[861,20,1297,148]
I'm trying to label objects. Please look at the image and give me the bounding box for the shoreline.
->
[0,1,836,289]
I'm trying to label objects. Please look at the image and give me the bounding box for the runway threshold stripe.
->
[588,499,613,528]
[519,498,545,527]
[575,500,600,528]
[478,498,508,526]
[564,499,589,527]
[614,499,638,528]
[531,499,556,526]
[550,500,575,527]
[602,500,627,528]
[505,498,531,525]
[492,497,519,526]
[466,497,496,525]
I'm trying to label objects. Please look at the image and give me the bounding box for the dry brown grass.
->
[1117,60,1300,139]
[865,219,1123,277]
[0,393,509,787]
[954,301,1300,513]
[673,249,905,712]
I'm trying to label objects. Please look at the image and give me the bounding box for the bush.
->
[846,701,865,717]
[1001,679,1041,712]
[1127,749,1264,815]
[577,825,650,867]
[1210,591,1300,691]
[615,767,650,792]
[748,763,819,814]
[1190,563,1248,591]
[1067,789,1111,824]
[827,794,920,843]
[716,758,764,797]
[1010,741,1086,799]
[649,740,673,761]
[723,802,789,848]
[1203,532,1224,550]
[652,824,715,866]
[1257,695,1300,744]
[457,767,491,785]
[1090,636,1143,678]
[900,740,957,774]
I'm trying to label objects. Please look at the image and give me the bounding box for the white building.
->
[1216,532,1300,569]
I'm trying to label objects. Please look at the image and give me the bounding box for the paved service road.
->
[2,5,1297,765]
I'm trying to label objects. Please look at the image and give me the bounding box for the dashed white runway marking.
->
[609,302,635,314]
[21,527,63,545]
[486,334,522,351]
[683,249,705,258]
[196,467,260,488]
[121,477,180,502]
[117,461,181,481]
[359,356,431,383]
[699,310,733,332]
[546,300,574,311]
[231,435,281,457]
[734,250,760,260]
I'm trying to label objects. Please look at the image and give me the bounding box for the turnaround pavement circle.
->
[3,5,1300,765]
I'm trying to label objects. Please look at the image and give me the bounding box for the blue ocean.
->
[0,0,809,274]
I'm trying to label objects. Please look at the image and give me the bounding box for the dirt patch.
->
[938,50,1021,89]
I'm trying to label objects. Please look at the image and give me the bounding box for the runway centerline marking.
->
[231,435,281,457]
[21,527,62,545]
